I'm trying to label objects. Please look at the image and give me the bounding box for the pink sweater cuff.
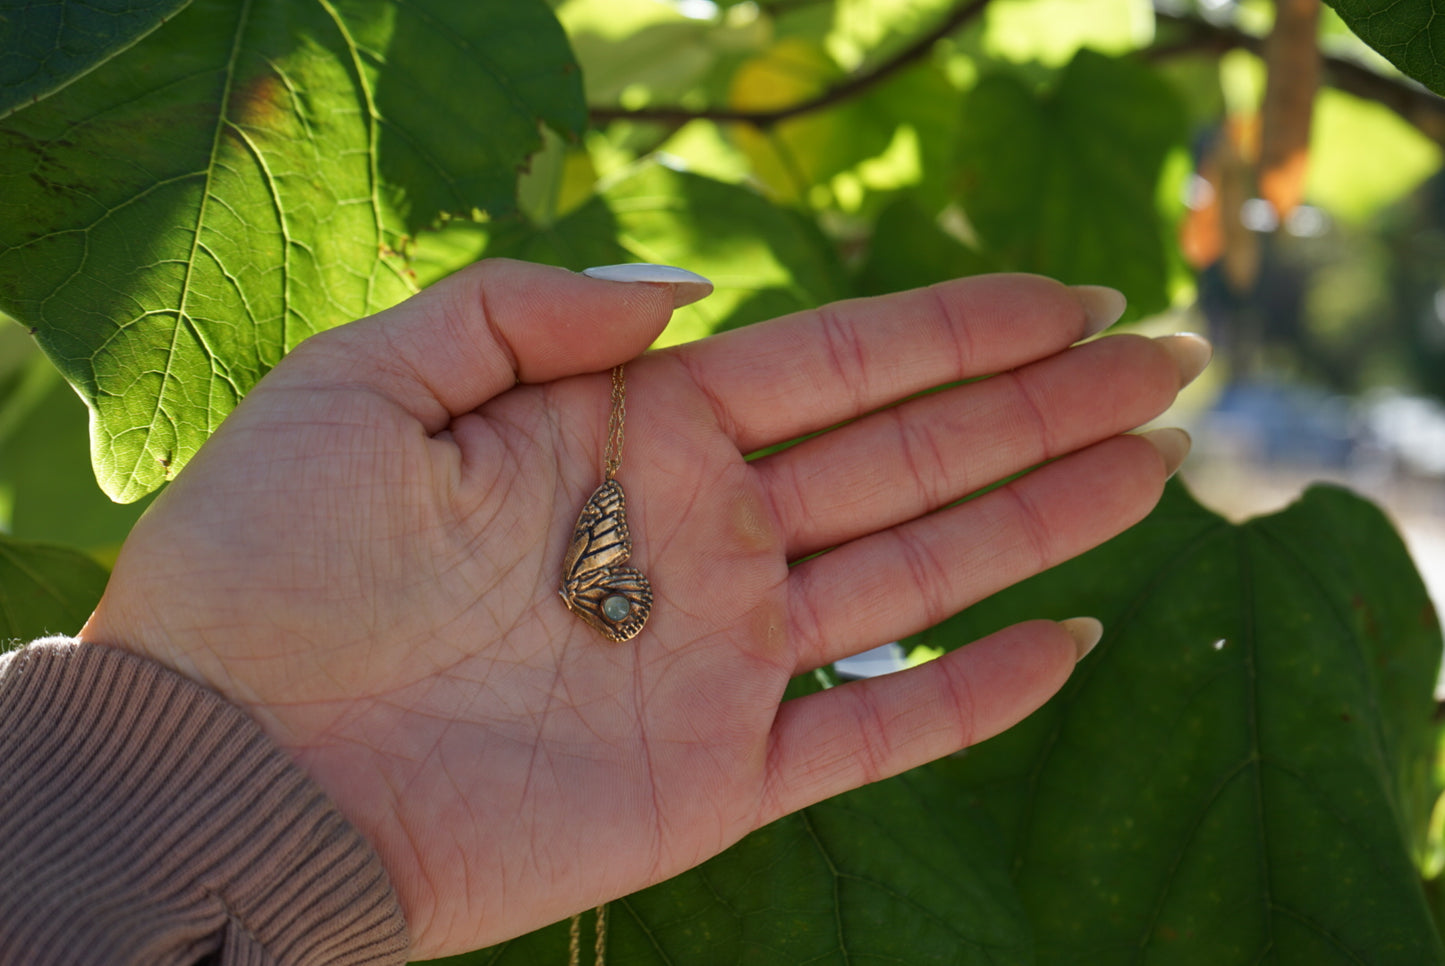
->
[0,638,409,965]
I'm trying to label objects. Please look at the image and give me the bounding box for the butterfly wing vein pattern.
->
[561,480,652,642]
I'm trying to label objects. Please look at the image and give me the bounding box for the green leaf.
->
[0,0,585,502]
[910,482,1443,962]
[0,352,150,555]
[855,195,988,295]
[0,0,193,120]
[432,163,851,345]
[0,535,108,649]
[562,0,761,108]
[955,50,1188,319]
[424,764,1031,966]
[1324,0,1445,96]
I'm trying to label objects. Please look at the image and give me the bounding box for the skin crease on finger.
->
[70,261,1199,957]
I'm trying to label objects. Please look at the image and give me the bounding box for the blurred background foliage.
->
[8,0,1445,535]
[7,0,1445,960]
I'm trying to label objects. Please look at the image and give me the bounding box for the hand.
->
[82,260,1202,958]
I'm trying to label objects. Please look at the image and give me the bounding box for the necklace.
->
[568,903,607,966]
[559,365,653,643]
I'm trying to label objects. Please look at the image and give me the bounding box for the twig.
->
[588,0,990,129]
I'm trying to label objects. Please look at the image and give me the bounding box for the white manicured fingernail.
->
[582,263,714,308]
[1071,285,1127,336]
[1061,617,1104,661]
[1154,333,1213,388]
[1139,427,1192,478]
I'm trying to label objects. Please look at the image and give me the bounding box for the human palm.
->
[84,260,1200,958]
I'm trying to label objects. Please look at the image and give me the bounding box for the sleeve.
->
[0,637,410,966]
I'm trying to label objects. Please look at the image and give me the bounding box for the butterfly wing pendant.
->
[560,480,653,642]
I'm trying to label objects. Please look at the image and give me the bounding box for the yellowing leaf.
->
[727,39,896,202]
[1307,87,1442,222]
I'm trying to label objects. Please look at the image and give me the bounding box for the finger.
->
[786,432,1184,672]
[667,275,1125,452]
[757,334,1203,558]
[760,619,1082,821]
[275,259,684,431]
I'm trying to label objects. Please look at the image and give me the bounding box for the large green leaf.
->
[429,480,1444,964]
[0,0,193,120]
[909,482,1443,962]
[419,163,851,346]
[1325,0,1445,96]
[0,0,584,502]
[0,535,108,649]
[426,763,1031,966]
[955,49,1187,319]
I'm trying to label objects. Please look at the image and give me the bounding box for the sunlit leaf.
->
[955,50,1188,318]
[561,0,766,107]
[1308,88,1442,222]
[909,482,1443,961]
[827,0,959,69]
[0,0,192,120]
[982,0,1154,66]
[0,535,108,649]
[0,0,584,502]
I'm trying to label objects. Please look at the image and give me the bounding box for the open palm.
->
[84,260,1200,958]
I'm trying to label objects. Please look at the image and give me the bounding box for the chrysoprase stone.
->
[603,595,631,621]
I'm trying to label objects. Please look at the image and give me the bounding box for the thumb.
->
[277,259,712,431]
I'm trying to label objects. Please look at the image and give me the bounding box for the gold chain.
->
[567,904,608,966]
[566,368,626,959]
[603,365,626,481]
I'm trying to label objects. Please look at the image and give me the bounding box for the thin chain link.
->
[567,905,608,966]
[567,368,624,961]
[603,365,626,481]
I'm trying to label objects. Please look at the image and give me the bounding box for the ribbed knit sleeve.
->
[0,637,410,966]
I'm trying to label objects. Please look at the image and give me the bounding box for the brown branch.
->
[588,0,990,129]
[1150,8,1445,144]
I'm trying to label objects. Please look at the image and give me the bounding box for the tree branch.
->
[588,0,990,129]
[1150,9,1445,144]
[590,1,1445,148]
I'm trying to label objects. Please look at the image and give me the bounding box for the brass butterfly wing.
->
[564,565,652,643]
[562,481,632,577]
[560,480,653,642]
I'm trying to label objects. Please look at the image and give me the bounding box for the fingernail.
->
[1153,333,1213,388]
[1139,427,1192,478]
[582,263,715,308]
[1071,284,1127,337]
[1061,617,1104,661]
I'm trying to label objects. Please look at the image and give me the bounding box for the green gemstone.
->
[602,595,631,621]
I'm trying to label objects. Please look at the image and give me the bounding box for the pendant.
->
[559,480,652,642]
